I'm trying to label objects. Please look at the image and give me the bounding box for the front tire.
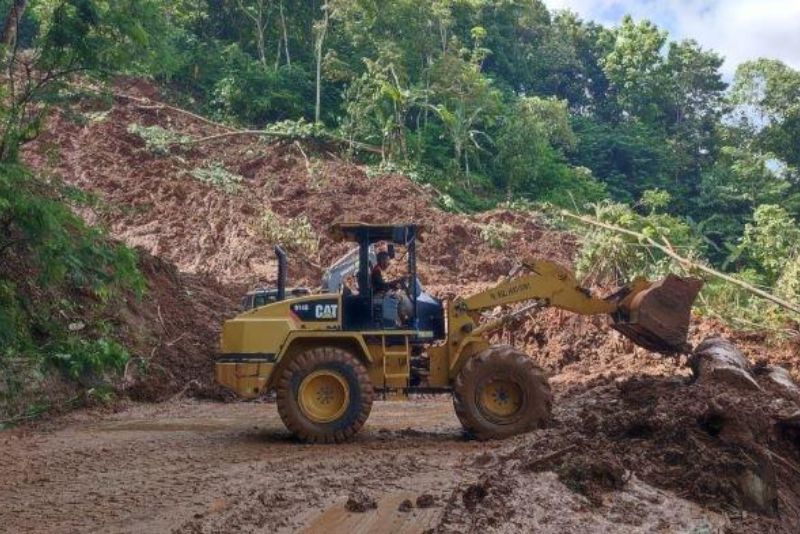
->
[276,347,373,443]
[453,345,551,440]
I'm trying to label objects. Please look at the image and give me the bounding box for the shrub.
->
[189,163,243,193]
[573,201,706,284]
[51,338,130,381]
[259,209,318,256]
[211,46,314,125]
[127,123,191,156]
[480,222,518,249]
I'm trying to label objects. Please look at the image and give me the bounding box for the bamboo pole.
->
[560,210,800,315]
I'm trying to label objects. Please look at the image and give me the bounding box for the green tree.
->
[341,54,422,162]
[661,39,726,195]
[600,15,667,122]
[570,116,673,203]
[494,96,604,206]
[1,0,171,161]
[427,50,500,180]
[694,144,799,264]
[732,59,800,168]
[740,204,800,285]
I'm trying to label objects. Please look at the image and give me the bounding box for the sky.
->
[543,0,800,78]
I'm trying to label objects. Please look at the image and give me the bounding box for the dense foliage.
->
[0,0,158,419]
[0,164,144,419]
[110,1,797,247]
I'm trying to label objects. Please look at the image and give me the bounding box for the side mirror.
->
[387,244,396,259]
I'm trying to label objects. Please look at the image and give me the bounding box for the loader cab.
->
[329,223,445,339]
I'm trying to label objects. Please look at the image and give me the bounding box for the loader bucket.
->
[611,275,704,354]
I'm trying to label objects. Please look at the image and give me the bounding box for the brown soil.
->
[116,251,242,401]
[7,79,800,532]
[23,81,573,289]
[428,373,800,533]
[0,398,733,534]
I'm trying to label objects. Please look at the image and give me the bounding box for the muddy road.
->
[2,394,728,534]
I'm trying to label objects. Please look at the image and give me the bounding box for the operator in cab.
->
[371,250,413,325]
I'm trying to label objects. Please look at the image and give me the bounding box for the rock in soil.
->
[398,499,413,512]
[345,490,377,513]
[416,493,435,508]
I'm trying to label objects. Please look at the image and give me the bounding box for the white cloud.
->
[544,0,800,78]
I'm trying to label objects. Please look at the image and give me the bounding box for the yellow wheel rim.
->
[479,379,523,420]
[298,370,350,423]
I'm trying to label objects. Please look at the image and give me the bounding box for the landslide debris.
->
[18,79,584,401]
[23,82,800,394]
[436,355,800,533]
[117,250,241,401]
[19,81,800,532]
[23,81,575,290]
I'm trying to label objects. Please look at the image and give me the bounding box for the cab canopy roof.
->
[329,223,427,244]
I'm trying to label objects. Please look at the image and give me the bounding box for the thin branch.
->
[293,140,312,178]
[114,93,236,132]
[189,129,383,154]
[561,210,800,315]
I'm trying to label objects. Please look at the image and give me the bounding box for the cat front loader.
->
[216,223,703,442]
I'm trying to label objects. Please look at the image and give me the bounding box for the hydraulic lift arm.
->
[436,259,703,378]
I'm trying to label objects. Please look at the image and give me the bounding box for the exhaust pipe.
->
[275,245,287,301]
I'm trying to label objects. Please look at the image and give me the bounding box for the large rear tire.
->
[453,345,551,440]
[276,347,373,443]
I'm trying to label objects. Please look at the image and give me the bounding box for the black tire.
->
[276,346,373,443]
[453,345,551,440]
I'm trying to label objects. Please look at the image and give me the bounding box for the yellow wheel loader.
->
[216,223,702,443]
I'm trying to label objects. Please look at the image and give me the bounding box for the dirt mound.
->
[436,372,800,533]
[116,250,241,401]
[23,81,573,290]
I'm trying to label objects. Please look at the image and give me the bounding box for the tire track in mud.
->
[1,392,747,534]
[0,398,483,534]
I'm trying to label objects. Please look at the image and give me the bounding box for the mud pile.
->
[22,79,800,400]
[116,250,241,401]
[23,80,573,289]
[436,370,800,533]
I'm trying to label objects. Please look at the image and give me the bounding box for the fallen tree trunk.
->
[114,92,384,155]
[690,336,760,391]
[758,365,800,400]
